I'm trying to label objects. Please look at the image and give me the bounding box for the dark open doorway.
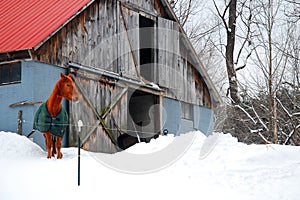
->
[118,89,160,150]
[128,89,160,138]
[139,15,155,82]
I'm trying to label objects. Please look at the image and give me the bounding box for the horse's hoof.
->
[57,153,63,159]
[47,155,51,159]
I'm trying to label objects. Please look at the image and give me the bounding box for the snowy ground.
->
[1,131,300,200]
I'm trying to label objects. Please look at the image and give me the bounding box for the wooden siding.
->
[32,0,212,108]
[157,17,211,108]
[33,0,117,71]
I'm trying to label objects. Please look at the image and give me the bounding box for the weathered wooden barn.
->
[0,0,221,152]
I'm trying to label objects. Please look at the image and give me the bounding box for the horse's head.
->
[57,73,80,102]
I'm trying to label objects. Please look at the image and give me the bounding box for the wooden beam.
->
[80,120,100,147]
[101,87,128,119]
[9,100,42,107]
[119,3,141,79]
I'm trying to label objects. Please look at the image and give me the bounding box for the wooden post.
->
[17,110,22,135]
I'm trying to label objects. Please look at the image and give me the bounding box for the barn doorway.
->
[127,89,160,142]
[139,15,155,82]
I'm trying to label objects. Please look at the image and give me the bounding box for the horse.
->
[34,73,80,159]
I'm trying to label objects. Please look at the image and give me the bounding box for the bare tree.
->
[250,0,288,143]
[212,0,257,104]
[213,0,240,104]
[169,0,300,144]
[223,0,300,144]
[283,0,300,20]
[169,0,198,28]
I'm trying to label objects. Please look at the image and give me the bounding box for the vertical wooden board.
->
[153,19,158,83]
[106,2,113,71]
[188,64,195,104]
[120,92,127,131]
[96,5,102,68]
[167,21,175,90]
[119,6,139,80]
[157,17,167,87]
[116,3,122,74]
[162,20,168,87]
[173,23,180,92]
[98,2,105,68]
[178,57,184,100]
[187,63,191,103]
[61,27,67,62]
[178,56,182,100]
[182,57,187,101]
[119,11,127,76]
[190,68,197,105]
[174,56,180,97]
[128,9,140,79]
[182,59,186,101]
[112,0,118,73]
[158,18,180,89]
[173,23,180,56]
[57,32,62,65]
[95,4,101,68]
[173,57,180,99]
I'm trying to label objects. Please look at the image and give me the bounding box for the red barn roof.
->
[0,0,92,52]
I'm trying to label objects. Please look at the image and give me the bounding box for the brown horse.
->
[35,73,80,159]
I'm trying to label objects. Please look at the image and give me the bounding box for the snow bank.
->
[125,131,205,154]
[1,131,300,200]
[125,133,176,154]
[0,131,44,158]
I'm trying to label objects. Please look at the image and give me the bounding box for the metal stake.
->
[78,120,83,186]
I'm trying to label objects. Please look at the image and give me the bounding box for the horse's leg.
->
[52,136,56,157]
[56,136,63,159]
[44,132,52,159]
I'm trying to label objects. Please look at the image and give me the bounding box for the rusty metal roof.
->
[0,0,92,52]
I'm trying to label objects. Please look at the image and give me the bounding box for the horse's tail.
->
[52,136,57,155]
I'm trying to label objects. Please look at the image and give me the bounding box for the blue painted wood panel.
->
[197,106,214,136]
[162,97,214,136]
[162,97,181,135]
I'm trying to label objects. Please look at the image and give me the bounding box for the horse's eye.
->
[66,83,71,87]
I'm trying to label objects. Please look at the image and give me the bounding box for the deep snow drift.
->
[1,131,300,200]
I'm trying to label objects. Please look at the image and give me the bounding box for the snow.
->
[1,131,300,200]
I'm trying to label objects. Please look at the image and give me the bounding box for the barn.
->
[0,0,221,153]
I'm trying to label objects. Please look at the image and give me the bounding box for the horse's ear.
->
[60,72,66,79]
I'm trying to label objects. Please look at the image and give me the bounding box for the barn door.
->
[69,73,128,153]
[157,17,180,88]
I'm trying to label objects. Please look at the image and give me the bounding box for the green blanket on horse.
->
[33,102,68,137]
